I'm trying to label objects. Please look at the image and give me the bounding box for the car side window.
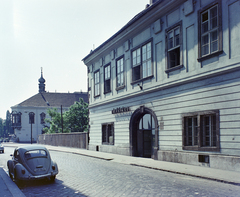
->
[14,150,20,161]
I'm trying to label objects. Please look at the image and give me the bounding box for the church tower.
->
[38,67,46,93]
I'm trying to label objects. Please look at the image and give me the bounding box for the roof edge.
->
[82,0,164,62]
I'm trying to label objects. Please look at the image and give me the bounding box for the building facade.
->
[82,0,240,171]
[11,71,88,142]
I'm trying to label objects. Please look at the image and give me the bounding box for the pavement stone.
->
[1,142,240,197]
[41,144,240,185]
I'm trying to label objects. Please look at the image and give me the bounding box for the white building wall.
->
[12,106,68,142]
[84,0,240,170]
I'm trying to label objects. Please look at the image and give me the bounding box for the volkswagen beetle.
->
[7,145,58,182]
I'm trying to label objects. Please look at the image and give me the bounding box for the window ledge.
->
[12,126,22,130]
[131,75,154,85]
[102,143,114,145]
[165,64,184,73]
[183,146,220,152]
[116,85,125,91]
[94,95,100,98]
[197,50,223,62]
[104,90,111,95]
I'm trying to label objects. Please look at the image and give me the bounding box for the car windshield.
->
[24,150,47,159]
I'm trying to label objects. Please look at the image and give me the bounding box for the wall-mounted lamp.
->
[138,84,143,90]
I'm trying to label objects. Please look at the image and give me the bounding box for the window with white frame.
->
[166,22,182,70]
[182,110,220,151]
[104,64,111,93]
[201,5,218,56]
[94,70,100,97]
[132,41,152,82]
[116,56,124,88]
[102,123,114,145]
[198,1,222,60]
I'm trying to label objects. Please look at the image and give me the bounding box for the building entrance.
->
[137,114,155,158]
[130,106,158,159]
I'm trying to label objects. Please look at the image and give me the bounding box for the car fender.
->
[14,163,31,180]
[7,160,14,175]
[51,160,58,174]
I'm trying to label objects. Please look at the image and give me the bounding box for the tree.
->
[43,108,69,134]
[65,98,88,132]
[0,118,3,137]
[4,111,13,135]
[43,98,88,134]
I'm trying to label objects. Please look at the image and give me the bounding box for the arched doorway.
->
[129,106,159,159]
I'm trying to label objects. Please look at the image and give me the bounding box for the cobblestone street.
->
[11,149,240,197]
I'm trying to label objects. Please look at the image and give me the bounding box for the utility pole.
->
[61,105,63,133]
[29,112,35,144]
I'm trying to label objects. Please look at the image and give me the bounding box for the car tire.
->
[9,171,13,180]
[7,161,13,180]
[14,169,18,181]
[49,175,56,182]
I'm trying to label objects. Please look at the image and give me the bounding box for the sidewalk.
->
[1,142,240,197]
[0,167,25,197]
[43,144,240,185]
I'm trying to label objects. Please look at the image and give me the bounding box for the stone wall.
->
[158,150,240,172]
[38,132,88,149]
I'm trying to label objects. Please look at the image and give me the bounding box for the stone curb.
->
[46,147,240,186]
[4,143,240,186]
[0,167,26,197]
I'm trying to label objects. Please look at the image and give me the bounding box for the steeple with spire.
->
[38,67,46,93]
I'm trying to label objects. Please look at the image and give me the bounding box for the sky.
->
[0,0,149,119]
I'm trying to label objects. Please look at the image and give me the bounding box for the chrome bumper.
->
[21,171,58,180]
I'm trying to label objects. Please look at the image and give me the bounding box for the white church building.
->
[11,70,88,142]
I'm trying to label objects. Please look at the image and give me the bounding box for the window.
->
[104,64,111,93]
[25,150,47,159]
[198,1,222,60]
[116,56,124,89]
[166,21,183,71]
[11,112,22,128]
[132,41,152,82]
[14,150,20,161]
[102,123,114,145]
[40,112,46,124]
[29,112,35,124]
[182,110,220,151]
[94,70,100,97]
